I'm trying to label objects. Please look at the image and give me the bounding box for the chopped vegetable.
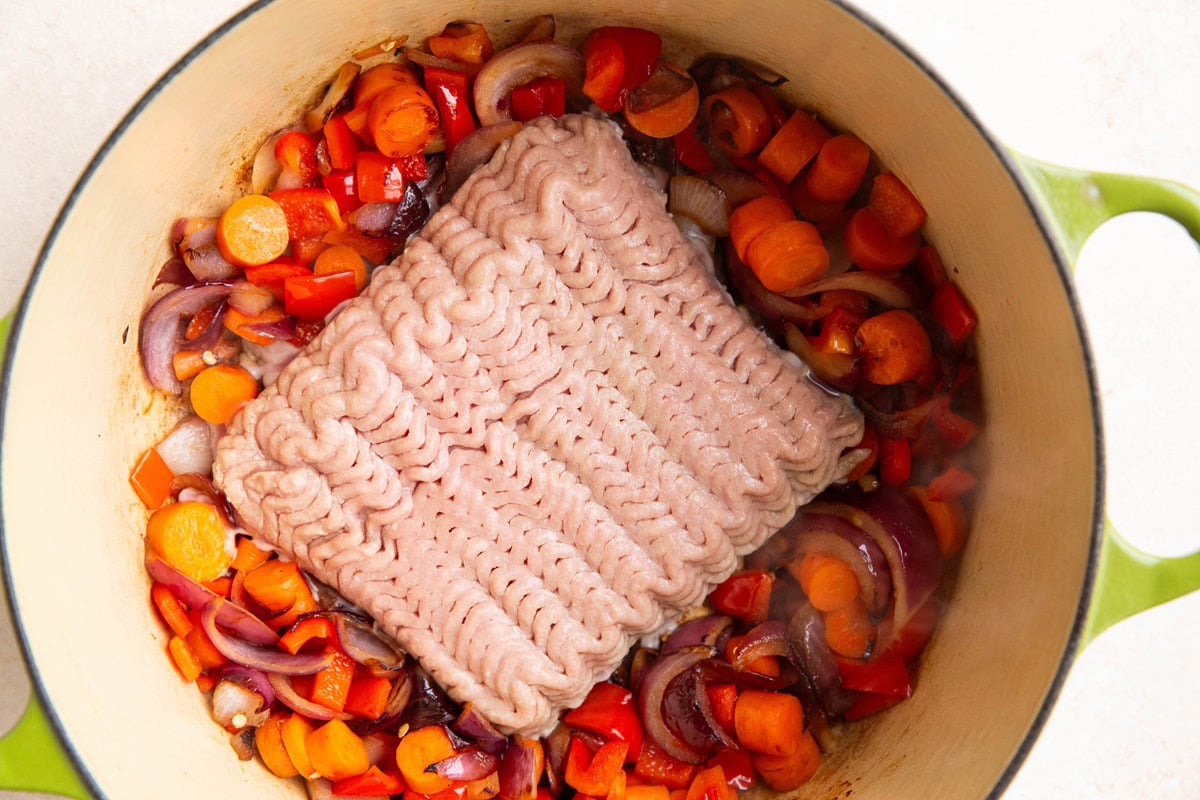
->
[307,717,370,781]
[216,194,290,267]
[428,22,494,65]
[565,738,629,796]
[581,26,662,111]
[323,116,360,171]
[563,682,643,759]
[313,244,369,291]
[167,635,203,683]
[842,206,921,271]
[129,446,175,509]
[856,309,933,385]
[311,647,357,713]
[822,596,873,658]
[151,583,194,638]
[743,219,829,293]
[929,280,978,345]
[189,363,260,425]
[424,66,478,154]
[728,195,794,261]
[756,110,831,183]
[284,270,359,321]
[709,570,773,622]
[804,133,870,203]
[256,711,300,778]
[732,690,804,756]
[749,731,821,791]
[242,558,318,623]
[367,82,440,158]
[396,725,458,794]
[511,76,566,121]
[869,173,926,238]
[623,62,699,139]
[795,552,858,612]
[146,501,232,583]
[702,87,771,157]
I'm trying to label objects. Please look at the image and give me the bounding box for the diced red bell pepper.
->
[927,463,978,502]
[684,765,737,800]
[634,742,697,790]
[565,738,629,797]
[703,683,737,735]
[706,749,756,791]
[321,169,363,216]
[913,245,948,294]
[396,152,428,181]
[244,261,313,302]
[323,115,361,171]
[929,281,977,345]
[284,270,359,321]
[931,394,980,449]
[343,671,394,720]
[274,130,320,185]
[563,682,643,760]
[842,690,904,722]
[879,436,911,486]
[355,151,406,203]
[511,76,566,122]
[322,227,396,265]
[581,26,662,111]
[837,650,912,697]
[311,646,357,713]
[814,306,864,356]
[279,616,336,654]
[672,118,716,173]
[130,447,175,510]
[710,570,774,623]
[268,187,345,239]
[289,318,326,348]
[332,764,406,796]
[891,598,939,665]
[424,66,478,155]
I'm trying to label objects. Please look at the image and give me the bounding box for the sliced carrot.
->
[129,446,175,510]
[308,718,370,782]
[243,558,318,622]
[231,537,273,572]
[216,194,290,268]
[756,110,831,184]
[167,635,202,682]
[701,86,771,157]
[312,647,357,713]
[626,786,671,800]
[282,713,319,779]
[189,363,260,425]
[353,63,420,109]
[183,303,219,341]
[146,501,232,583]
[743,219,829,293]
[195,672,216,693]
[184,615,228,670]
[314,243,369,291]
[172,350,209,382]
[257,711,300,778]
[728,195,794,261]
[869,173,926,238]
[789,178,848,229]
[395,725,458,794]
[732,689,804,756]
[911,486,969,557]
[223,303,288,347]
[151,583,194,637]
[823,596,873,659]
[623,63,699,139]
[804,133,871,203]
[750,730,820,791]
[843,206,920,272]
[793,551,858,612]
[856,309,933,386]
[368,83,439,158]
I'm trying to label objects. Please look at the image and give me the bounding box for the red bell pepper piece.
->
[428,22,494,65]
[706,748,756,791]
[323,115,361,171]
[289,318,326,348]
[563,682,643,760]
[244,261,312,301]
[355,151,406,203]
[511,76,566,122]
[332,764,406,796]
[842,690,904,722]
[814,306,864,356]
[279,616,336,654]
[343,672,394,720]
[709,570,774,622]
[837,650,912,697]
[931,394,980,449]
[912,245,948,294]
[672,118,716,173]
[130,447,174,510]
[879,436,911,486]
[322,227,396,265]
[927,462,978,502]
[581,26,662,111]
[274,130,320,185]
[321,169,363,216]
[891,598,939,665]
[268,187,345,239]
[311,646,357,713]
[929,280,977,345]
[703,683,737,735]
[634,741,697,789]
[565,738,629,797]
[684,765,737,800]
[424,66,478,155]
[284,270,359,321]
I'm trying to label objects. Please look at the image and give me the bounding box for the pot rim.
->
[0,1,1106,797]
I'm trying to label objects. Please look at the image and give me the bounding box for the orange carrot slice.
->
[146,501,232,583]
[751,730,821,791]
[189,363,260,425]
[702,86,771,157]
[216,194,290,267]
[743,219,829,293]
[869,173,926,237]
[395,725,458,794]
[729,195,794,261]
[732,689,804,756]
[623,63,699,139]
[368,83,439,158]
[757,110,831,183]
[856,309,933,385]
[804,134,870,203]
[308,718,371,782]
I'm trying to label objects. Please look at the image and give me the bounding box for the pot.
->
[1,1,1198,798]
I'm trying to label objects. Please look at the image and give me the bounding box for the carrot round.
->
[243,558,318,622]
[623,63,699,139]
[856,309,933,385]
[151,583,194,638]
[189,363,260,425]
[733,689,804,756]
[794,551,859,612]
[757,110,831,184]
[167,635,203,682]
[702,86,771,157]
[804,133,870,203]
[230,536,272,572]
[146,501,232,583]
[368,83,439,158]
[257,712,300,778]
[751,730,821,791]
[743,219,829,293]
[823,596,873,658]
[314,243,369,291]
[281,713,319,779]
[843,207,921,271]
[729,195,794,261]
[396,725,458,794]
[216,194,290,268]
[308,718,370,782]
[353,62,419,109]
[869,173,926,238]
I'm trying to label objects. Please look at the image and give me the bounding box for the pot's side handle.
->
[1015,154,1200,647]
[0,307,91,799]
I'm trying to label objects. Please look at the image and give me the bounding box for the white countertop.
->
[2,1,1200,797]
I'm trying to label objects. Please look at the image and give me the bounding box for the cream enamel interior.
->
[1,0,1097,798]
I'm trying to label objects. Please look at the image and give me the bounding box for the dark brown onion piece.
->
[636,646,715,764]
[155,257,195,288]
[139,281,233,394]
[333,613,405,673]
[783,321,861,393]
[200,600,332,675]
[661,666,730,758]
[144,553,279,646]
[387,181,430,240]
[625,63,694,115]
[444,122,524,200]
[453,704,508,756]
[698,657,793,691]
[786,602,852,717]
[661,614,733,654]
[400,668,458,728]
[473,42,584,126]
[542,723,572,796]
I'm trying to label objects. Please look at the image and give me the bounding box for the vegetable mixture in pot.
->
[131,17,982,800]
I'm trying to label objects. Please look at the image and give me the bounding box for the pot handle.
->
[0,309,91,799]
[1015,154,1200,646]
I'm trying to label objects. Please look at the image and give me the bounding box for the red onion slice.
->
[333,613,406,673]
[498,736,542,800]
[698,658,793,691]
[139,281,234,394]
[661,614,733,654]
[267,672,350,722]
[154,415,215,477]
[229,281,276,316]
[217,664,276,709]
[668,176,731,238]
[200,600,332,675]
[787,602,852,717]
[781,512,894,616]
[404,47,483,76]
[155,257,195,288]
[726,620,791,669]
[145,553,279,646]
[473,42,584,126]
[173,218,238,281]
[725,244,827,327]
[444,122,523,199]
[704,170,770,206]
[435,748,499,781]
[304,62,361,133]
[781,270,918,309]
[636,646,715,764]
[211,678,271,730]
[454,704,508,756]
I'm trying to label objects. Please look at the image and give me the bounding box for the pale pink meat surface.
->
[214,114,863,735]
